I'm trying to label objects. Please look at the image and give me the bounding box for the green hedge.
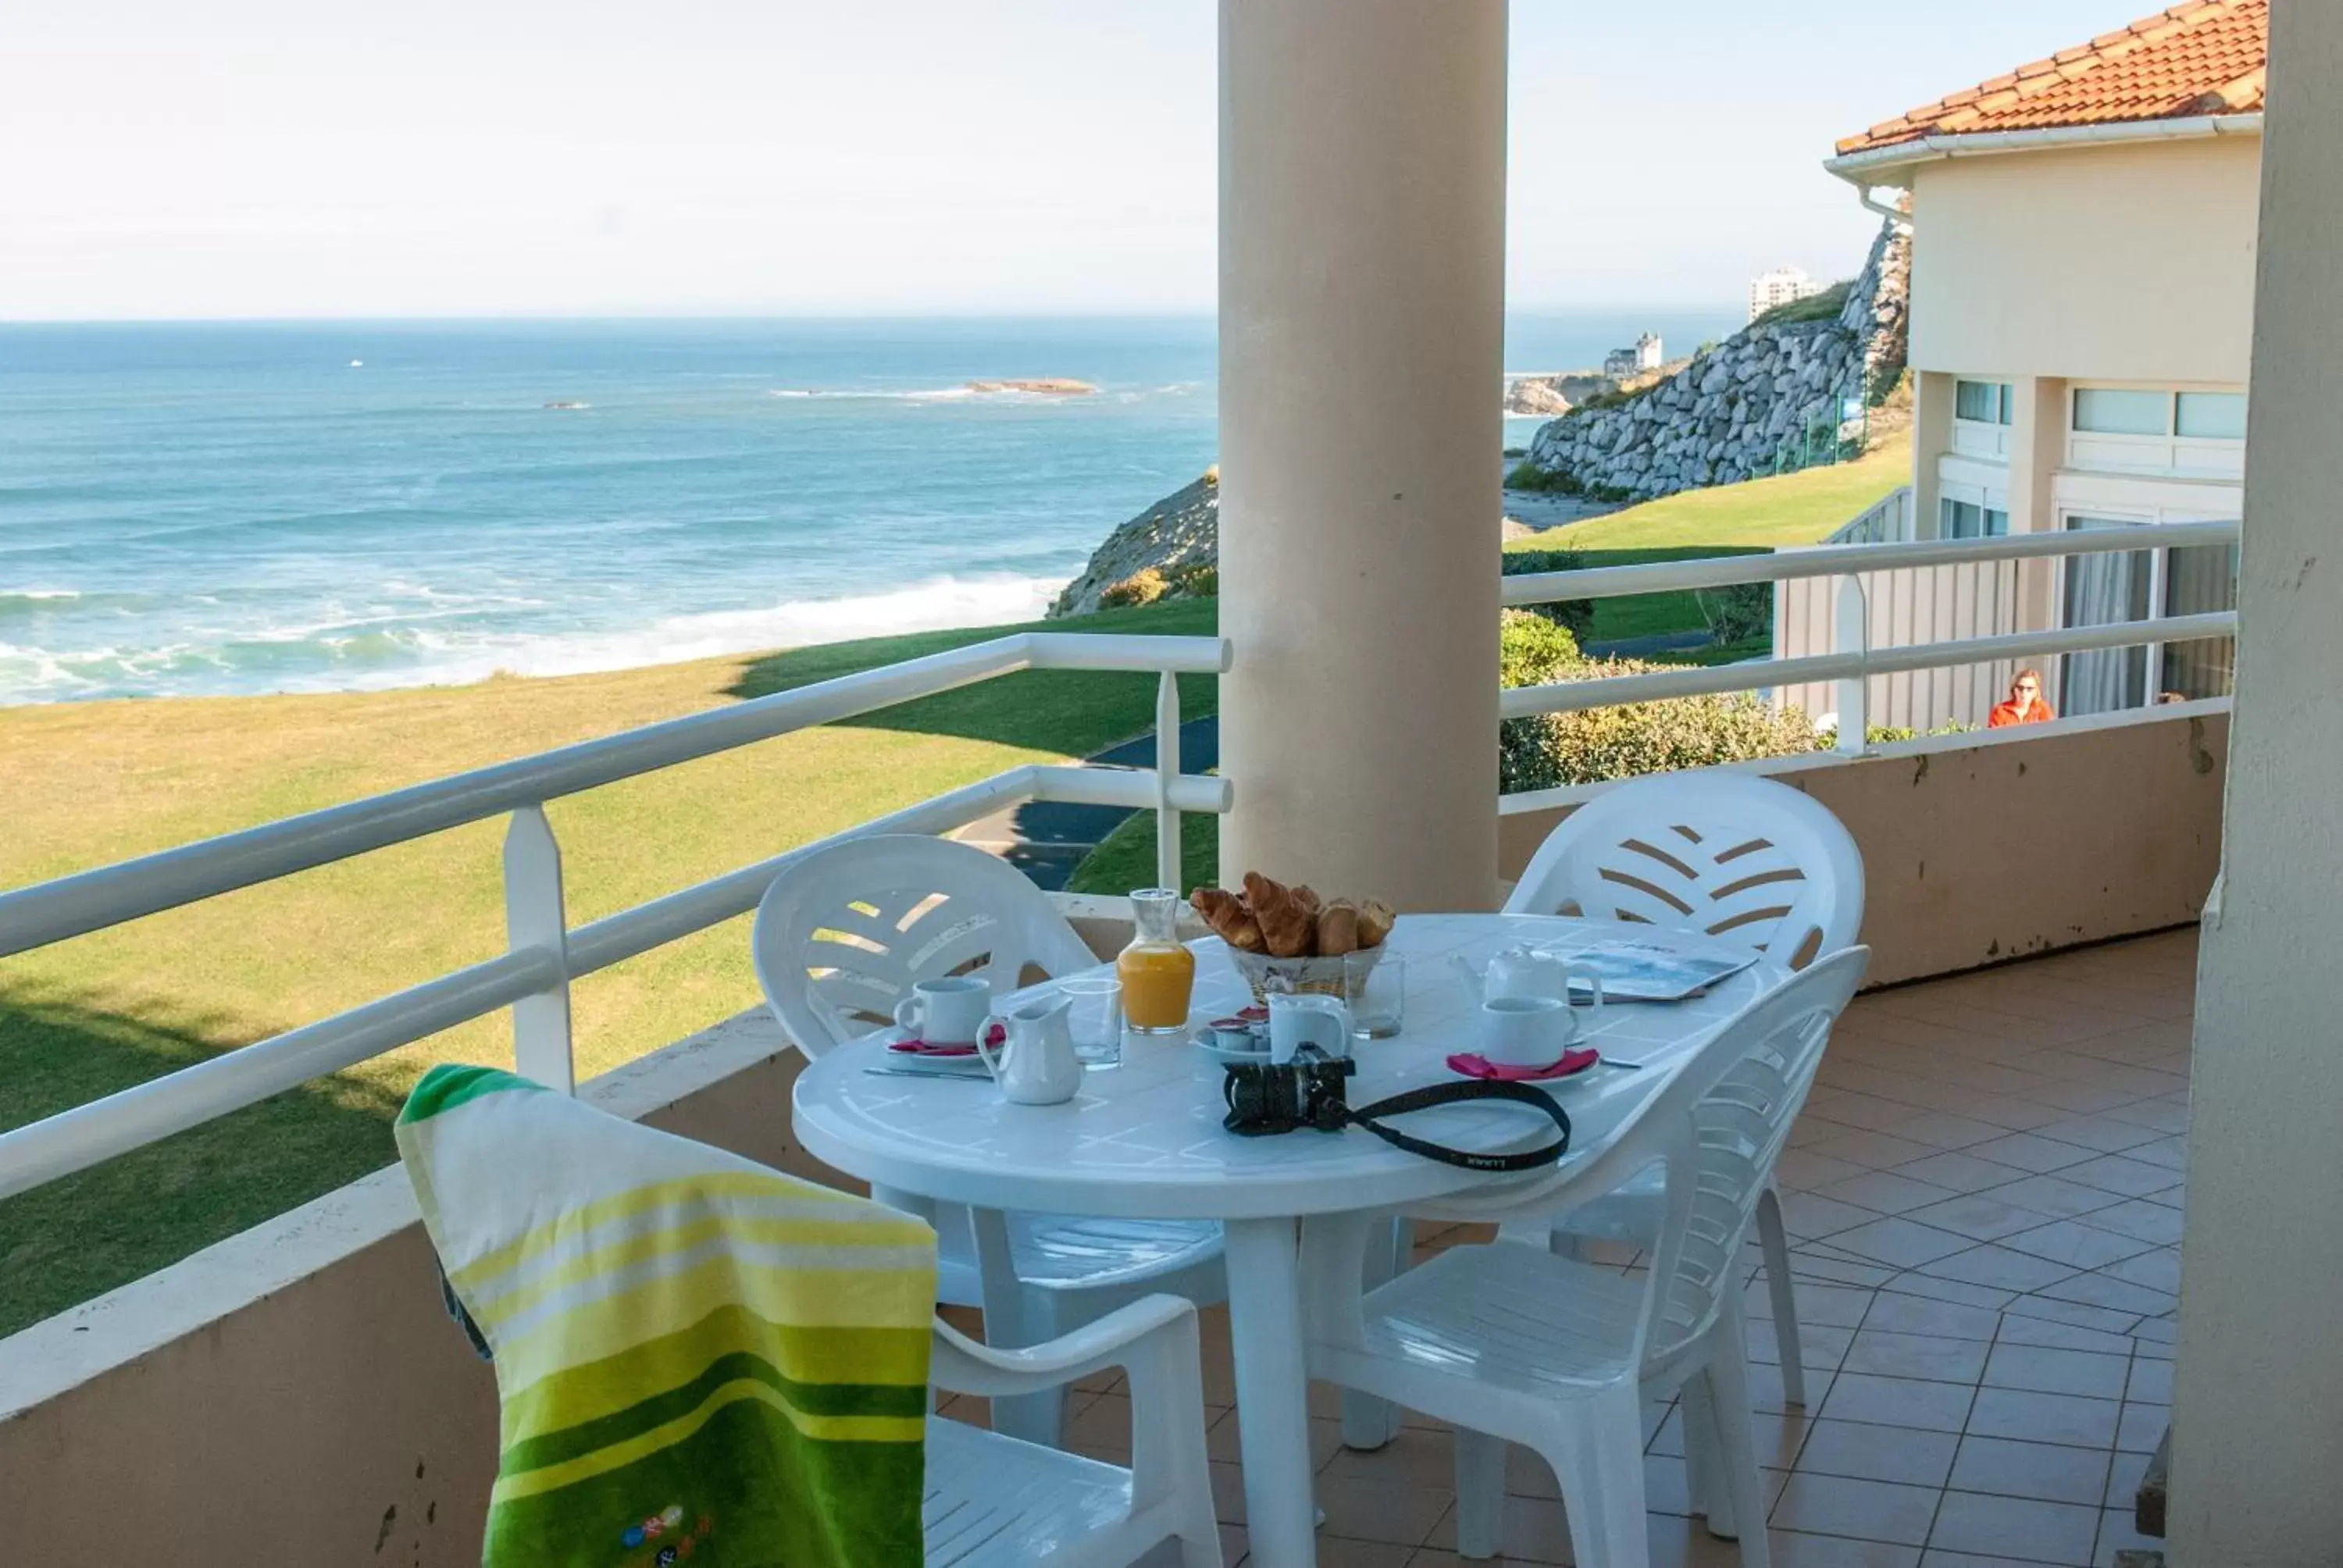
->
[1498,609,1818,793]
[1500,550,1596,646]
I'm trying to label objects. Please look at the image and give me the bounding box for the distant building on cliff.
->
[1601,332,1664,377]
[1748,266,1827,321]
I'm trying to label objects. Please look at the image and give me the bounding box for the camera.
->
[1222,1045,1357,1136]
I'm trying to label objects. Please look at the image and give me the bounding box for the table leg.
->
[1223,1216,1319,1568]
[1341,1217,1407,1450]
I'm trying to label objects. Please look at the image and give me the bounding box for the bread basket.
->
[1229,944,1383,1007]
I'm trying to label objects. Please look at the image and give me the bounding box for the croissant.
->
[1316,899,1361,957]
[1292,884,1324,921]
[1355,898,1396,949]
[1243,871,1318,957]
[1190,887,1266,952]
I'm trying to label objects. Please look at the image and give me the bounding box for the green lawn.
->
[1514,431,1911,646]
[0,597,1214,1335]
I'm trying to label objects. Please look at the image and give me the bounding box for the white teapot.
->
[976,994,1086,1106]
[1453,944,1606,1011]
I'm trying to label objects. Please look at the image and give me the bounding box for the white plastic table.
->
[791,913,1782,1568]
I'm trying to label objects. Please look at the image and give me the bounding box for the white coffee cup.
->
[1478,994,1574,1068]
[893,976,992,1045]
[1267,992,1353,1065]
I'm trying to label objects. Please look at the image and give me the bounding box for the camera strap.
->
[1338,1081,1572,1173]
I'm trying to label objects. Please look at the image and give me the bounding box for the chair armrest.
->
[929,1292,1196,1399]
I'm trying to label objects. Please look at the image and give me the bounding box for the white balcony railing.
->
[1825,485,1915,545]
[1502,518,2241,766]
[0,632,1231,1203]
[0,521,2243,1210]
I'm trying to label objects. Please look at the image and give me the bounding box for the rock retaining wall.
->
[1525,217,1910,502]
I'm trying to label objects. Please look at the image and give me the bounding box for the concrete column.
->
[2006,377,2063,700]
[2171,9,2343,1562]
[1217,0,1507,911]
[1910,370,1955,539]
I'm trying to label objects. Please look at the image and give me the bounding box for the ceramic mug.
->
[1478,994,1575,1068]
[892,976,992,1046]
[1267,992,1353,1065]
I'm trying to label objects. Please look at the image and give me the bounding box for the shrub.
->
[1168,561,1218,598]
[1500,608,1583,690]
[1500,552,1596,645]
[1504,460,1581,494]
[1100,568,1170,608]
[1695,581,1772,645]
[1499,649,1821,793]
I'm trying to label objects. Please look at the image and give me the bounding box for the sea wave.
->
[765,384,1094,404]
[0,574,1068,704]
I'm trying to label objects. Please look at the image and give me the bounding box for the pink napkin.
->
[889,1023,1006,1058]
[1445,1047,1599,1082]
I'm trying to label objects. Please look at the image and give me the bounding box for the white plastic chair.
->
[928,1294,1222,1566]
[754,834,1227,1445]
[1505,772,1864,1406]
[1303,947,1869,1568]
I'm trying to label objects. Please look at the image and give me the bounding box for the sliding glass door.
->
[2060,518,2151,716]
[2059,515,2239,715]
[2159,540,2240,700]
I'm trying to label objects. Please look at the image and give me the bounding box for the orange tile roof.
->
[1836,0,2266,157]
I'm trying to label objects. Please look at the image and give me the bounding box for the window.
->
[2177,391,2248,440]
[1940,499,2010,539]
[1956,380,2013,425]
[2073,388,2171,436]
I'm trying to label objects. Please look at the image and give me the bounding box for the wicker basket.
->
[1229,945,1383,1007]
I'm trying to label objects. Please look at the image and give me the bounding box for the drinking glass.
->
[1061,976,1125,1069]
[1345,950,1405,1039]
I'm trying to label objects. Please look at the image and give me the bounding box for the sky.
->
[3,1,2149,321]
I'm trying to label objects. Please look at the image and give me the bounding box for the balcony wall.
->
[1501,703,2226,986]
[0,705,2222,1563]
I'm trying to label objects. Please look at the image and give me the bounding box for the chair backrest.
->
[1503,772,1863,968]
[1454,948,1868,1367]
[754,834,1099,1057]
[1634,945,1867,1368]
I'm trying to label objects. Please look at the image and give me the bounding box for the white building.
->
[1601,332,1664,378]
[1777,0,2259,731]
[1748,265,1826,321]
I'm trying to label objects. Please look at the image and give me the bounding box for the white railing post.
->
[503,804,576,1094]
[1833,575,1870,754]
[1154,670,1182,892]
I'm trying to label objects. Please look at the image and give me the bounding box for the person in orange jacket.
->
[1988,668,2055,727]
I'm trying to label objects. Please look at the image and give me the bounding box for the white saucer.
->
[1193,1032,1273,1067]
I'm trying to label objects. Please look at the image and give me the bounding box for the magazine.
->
[1538,936,1758,1003]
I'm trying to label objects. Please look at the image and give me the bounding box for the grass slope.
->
[0,597,1213,1334]
[1515,431,1911,643]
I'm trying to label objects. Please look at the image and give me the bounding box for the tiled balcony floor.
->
[940,929,2195,1567]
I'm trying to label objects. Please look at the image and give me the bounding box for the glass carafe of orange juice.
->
[1116,888,1196,1035]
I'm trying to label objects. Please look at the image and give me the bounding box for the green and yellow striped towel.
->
[396,1064,937,1568]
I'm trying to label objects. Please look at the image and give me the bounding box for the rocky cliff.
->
[1524,217,1910,502]
[1048,470,1220,618]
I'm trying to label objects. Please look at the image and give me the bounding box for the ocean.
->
[0,312,1736,704]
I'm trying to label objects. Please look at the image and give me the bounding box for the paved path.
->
[1583,629,1716,659]
[954,716,1219,891]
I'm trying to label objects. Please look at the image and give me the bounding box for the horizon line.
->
[0,301,1748,329]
